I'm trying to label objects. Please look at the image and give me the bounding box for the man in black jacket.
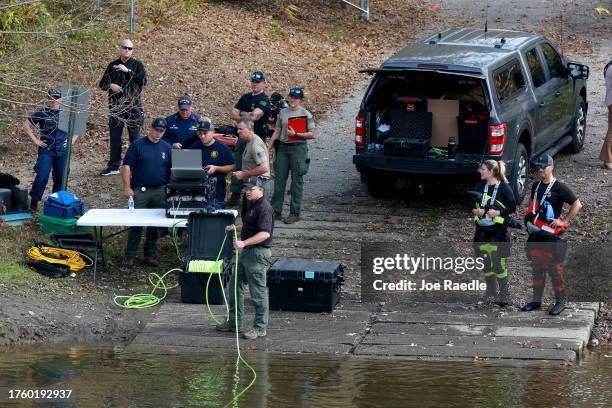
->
[99,39,147,176]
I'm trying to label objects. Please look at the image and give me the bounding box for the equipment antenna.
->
[484,0,489,39]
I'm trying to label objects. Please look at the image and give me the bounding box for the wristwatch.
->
[127,68,132,73]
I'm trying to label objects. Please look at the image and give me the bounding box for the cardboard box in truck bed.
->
[428,99,459,147]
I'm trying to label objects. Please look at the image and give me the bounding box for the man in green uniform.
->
[233,116,271,210]
[217,176,274,340]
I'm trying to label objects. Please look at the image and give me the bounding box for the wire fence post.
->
[61,85,78,191]
[95,0,101,16]
[129,0,135,32]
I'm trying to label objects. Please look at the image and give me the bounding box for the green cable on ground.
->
[113,268,181,309]
[171,200,184,263]
[205,232,230,325]
[222,226,257,408]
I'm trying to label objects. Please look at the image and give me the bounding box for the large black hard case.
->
[180,211,235,304]
[267,258,344,312]
[384,111,432,157]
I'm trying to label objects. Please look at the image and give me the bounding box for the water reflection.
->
[0,345,610,407]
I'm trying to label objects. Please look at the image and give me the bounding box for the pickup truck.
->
[353,28,589,202]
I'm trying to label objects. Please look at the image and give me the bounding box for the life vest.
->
[473,181,506,227]
[525,179,568,236]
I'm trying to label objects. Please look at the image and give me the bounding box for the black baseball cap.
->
[197,117,214,132]
[244,176,264,189]
[250,71,266,83]
[534,154,554,170]
[151,117,167,130]
[288,87,304,99]
[178,95,192,110]
[48,89,61,99]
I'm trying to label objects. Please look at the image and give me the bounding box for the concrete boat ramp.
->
[126,299,599,363]
[126,198,599,363]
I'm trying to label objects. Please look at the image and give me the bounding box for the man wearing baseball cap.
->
[189,118,235,208]
[227,71,272,205]
[218,175,274,340]
[121,117,172,267]
[163,94,200,149]
[521,154,582,315]
[24,89,80,211]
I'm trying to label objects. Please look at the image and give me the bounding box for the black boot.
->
[497,277,510,307]
[484,276,497,300]
[521,301,541,312]
[549,301,565,316]
[30,200,39,212]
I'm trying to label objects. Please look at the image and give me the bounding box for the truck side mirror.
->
[567,62,589,80]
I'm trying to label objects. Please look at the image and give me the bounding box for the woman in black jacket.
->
[471,160,516,307]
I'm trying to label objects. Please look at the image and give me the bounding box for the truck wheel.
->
[510,143,529,204]
[365,171,397,198]
[565,98,586,153]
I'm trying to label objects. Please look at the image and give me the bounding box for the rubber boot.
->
[497,278,510,307]
[549,290,566,316]
[521,301,542,312]
[484,275,497,300]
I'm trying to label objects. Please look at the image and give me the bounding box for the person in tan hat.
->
[600,59,612,169]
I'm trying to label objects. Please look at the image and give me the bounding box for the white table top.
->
[77,208,237,228]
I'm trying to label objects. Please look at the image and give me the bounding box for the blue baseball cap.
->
[178,95,193,110]
[288,87,304,99]
[48,89,62,99]
[250,71,266,83]
[534,154,554,170]
[244,176,264,189]
[197,117,214,132]
[151,117,167,129]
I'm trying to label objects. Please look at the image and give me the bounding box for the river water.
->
[0,345,610,407]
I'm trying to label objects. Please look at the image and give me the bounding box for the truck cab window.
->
[494,60,526,103]
[540,43,565,79]
[525,48,546,87]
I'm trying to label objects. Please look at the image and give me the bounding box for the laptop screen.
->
[172,149,202,169]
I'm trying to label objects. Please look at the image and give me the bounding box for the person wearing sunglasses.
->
[99,39,147,176]
[267,87,316,224]
[227,71,272,206]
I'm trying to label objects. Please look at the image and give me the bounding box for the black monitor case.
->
[267,258,344,313]
[180,212,236,304]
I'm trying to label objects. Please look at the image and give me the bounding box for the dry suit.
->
[471,180,516,304]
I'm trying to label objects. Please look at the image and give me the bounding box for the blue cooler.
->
[43,191,84,219]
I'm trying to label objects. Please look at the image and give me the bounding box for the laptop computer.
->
[171,149,207,179]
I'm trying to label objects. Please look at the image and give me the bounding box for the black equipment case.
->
[180,211,235,304]
[267,258,344,312]
[384,111,432,157]
[166,178,218,218]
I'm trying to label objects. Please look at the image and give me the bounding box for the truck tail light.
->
[489,123,507,155]
[355,116,365,146]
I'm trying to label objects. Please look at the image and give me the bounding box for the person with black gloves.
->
[521,155,582,316]
[471,160,516,307]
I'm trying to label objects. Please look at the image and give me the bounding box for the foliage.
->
[0,0,52,54]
